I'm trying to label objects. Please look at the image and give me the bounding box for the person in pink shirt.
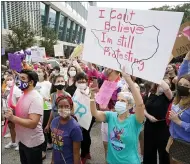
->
[5,69,44,164]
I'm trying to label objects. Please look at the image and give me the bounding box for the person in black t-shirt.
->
[65,66,78,97]
[143,79,173,164]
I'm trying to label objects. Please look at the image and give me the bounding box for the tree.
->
[151,3,190,24]
[39,26,58,57]
[7,19,36,52]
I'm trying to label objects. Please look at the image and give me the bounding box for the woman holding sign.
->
[90,67,145,164]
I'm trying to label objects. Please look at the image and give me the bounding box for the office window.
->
[66,19,71,42]
[49,8,56,29]
[58,14,65,41]
[40,2,45,26]
[76,26,81,44]
[72,22,76,43]
[80,29,84,43]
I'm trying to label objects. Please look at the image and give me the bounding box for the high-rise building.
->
[2,1,41,35]
[1,1,96,56]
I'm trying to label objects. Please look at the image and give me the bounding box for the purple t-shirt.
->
[51,116,83,164]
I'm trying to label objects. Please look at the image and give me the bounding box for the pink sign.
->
[95,80,117,108]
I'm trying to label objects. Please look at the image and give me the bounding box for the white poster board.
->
[82,7,183,83]
[31,47,46,62]
[54,44,64,57]
[73,89,92,130]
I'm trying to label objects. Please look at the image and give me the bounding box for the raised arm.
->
[160,80,173,100]
[122,67,145,123]
[90,91,106,122]
[178,51,190,78]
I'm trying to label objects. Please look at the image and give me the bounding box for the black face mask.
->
[55,84,65,90]
[177,85,190,97]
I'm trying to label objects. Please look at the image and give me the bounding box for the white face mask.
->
[6,80,14,87]
[115,101,127,115]
[76,83,87,90]
[69,71,76,77]
[58,108,71,118]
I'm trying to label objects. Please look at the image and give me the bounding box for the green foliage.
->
[39,26,58,57]
[151,3,190,24]
[7,19,36,52]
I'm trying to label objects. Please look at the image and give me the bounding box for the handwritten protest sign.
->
[31,47,46,62]
[54,44,64,57]
[73,89,92,130]
[95,80,117,108]
[82,7,183,83]
[8,53,22,72]
[172,21,190,58]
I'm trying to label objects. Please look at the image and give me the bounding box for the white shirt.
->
[35,81,52,110]
[2,85,22,110]
[7,85,22,107]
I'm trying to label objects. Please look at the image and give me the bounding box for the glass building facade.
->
[2,1,96,56]
[40,2,45,27]
[38,2,94,44]
[49,8,56,29]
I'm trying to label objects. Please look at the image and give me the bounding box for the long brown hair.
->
[150,83,159,94]
[173,74,190,109]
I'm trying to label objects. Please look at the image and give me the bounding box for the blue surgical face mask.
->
[16,79,29,91]
[115,101,127,115]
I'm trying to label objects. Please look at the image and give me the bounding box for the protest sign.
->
[95,80,117,108]
[31,47,46,62]
[172,21,190,58]
[2,48,5,56]
[54,44,64,57]
[70,45,83,59]
[8,53,22,72]
[82,7,183,83]
[73,89,92,130]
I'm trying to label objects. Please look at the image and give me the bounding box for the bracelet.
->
[90,99,95,102]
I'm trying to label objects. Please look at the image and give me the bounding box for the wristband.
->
[90,99,95,102]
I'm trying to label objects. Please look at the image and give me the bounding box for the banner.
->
[172,21,190,58]
[73,89,92,130]
[54,44,64,57]
[8,53,22,72]
[82,7,183,83]
[31,47,46,62]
